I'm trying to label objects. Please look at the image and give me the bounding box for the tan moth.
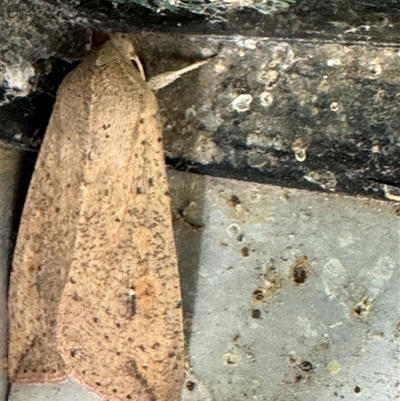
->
[8,33,207,401]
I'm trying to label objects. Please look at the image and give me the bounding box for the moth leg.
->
[148,59,209,91]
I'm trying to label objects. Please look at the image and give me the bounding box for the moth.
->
[8,33,207,401]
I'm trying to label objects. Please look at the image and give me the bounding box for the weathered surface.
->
[132,32,400,201]
[168,171,400,401]
[8,36,185,401]
[1,0,400,201]
[7,169,400,401]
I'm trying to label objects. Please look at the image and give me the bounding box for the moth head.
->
[109,34,146,81]
[110,33,138,59]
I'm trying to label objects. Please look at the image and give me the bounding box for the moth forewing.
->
[56,38,185,401]
[8,35,193,401]
[7,49,94,383]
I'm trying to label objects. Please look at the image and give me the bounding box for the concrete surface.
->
[2,17,400,201]
[1,147,399,401]
[169,171,399,401]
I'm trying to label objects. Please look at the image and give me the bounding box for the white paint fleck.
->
[243,39,257,50]
[330,102,340,112]
[232,94,253,112]
[327,360,342,375]
[185,107,197,119]
[291,138,307,162]
[304,171,337,190]
[327,58,342,67]
[383,184,400,201]
[286,352,302,366]
[257,68,279,87]
[235,39,257,50]
[367,61,382,76]
[2,62,35,103]
[226,223,243,237]
[259,92,274,107]
[222,347,242,366]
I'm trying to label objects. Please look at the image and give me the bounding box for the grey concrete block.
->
[9,380,101,401]
[3,164,399,401]
[169,171,400,401]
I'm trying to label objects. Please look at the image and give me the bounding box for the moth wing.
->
[56,41,185,401]
[7,54,96,382]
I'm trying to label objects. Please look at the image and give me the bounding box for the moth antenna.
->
[148,59,209,91]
